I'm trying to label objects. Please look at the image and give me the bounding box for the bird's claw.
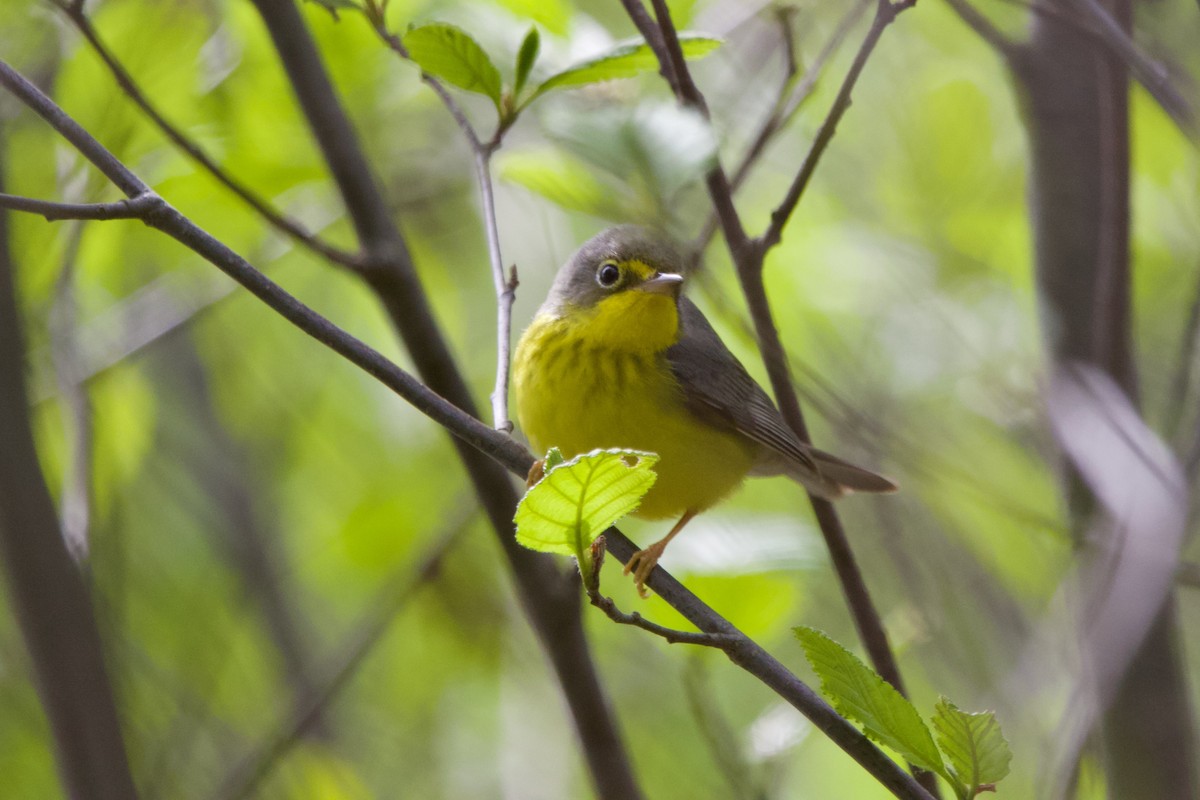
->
[525,459,545,488]
[623,543,666,599]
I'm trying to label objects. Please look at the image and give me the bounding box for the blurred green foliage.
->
[1,0,1198,798]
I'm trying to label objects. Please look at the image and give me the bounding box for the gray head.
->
[541,226,688,315]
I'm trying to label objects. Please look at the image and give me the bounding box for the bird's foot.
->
[525,459,545,488]
[623,541,668,599]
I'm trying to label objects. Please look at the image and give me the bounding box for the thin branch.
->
[48,223,92,560]
[0,191,158,220]
[628,0,914,697]
[36,6,643,791]
[0,58,933,800]
[617,3,936,796]
[943,0,1024,57]
[761,0,915,251]
[0,60,529,473]
[369,20,484,151]
[31,271,238,405]
[749,1,872,189]
[589,592,738,647]
[617,0,682,96]
[625,0,753,253]
[55,4,361,267]
[369,12,518,432]
[1065,0,1198,140]
[478,150,517,432]
[216,504,474,800]
[648,0,708,111]
[694,0,871,256]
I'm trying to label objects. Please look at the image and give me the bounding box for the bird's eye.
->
[596,262,621,288]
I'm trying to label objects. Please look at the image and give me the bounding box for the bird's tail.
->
[788,448,898,500]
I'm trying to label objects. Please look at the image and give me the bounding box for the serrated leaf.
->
[402,23,503,109]
[514,448,658,559]
[514,26,540,99]
[796,628,946,776]
[932,699,1012,794]
[531,34,722,98]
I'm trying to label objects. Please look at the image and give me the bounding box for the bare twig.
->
[55,3,361,267]
[584,540,735,647]
[617,0,681,96]
[48,223,92,560]
[1065,0,1198,140]
[954,0,1199,141]
[589,591,738,647]
[31,271,238,405]
[0,191,158,220]
[32,4,639,787]
[761,0,915,251]
[943,0,1024,57]
[0,58,933,800]
[694,0,871,256]
[217,504,474,800]
[632,0,915,695]
[478,148,518,432]
[617,2,936,795]
[370,15,519,431]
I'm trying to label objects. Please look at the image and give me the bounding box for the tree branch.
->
[615,2,935,795]
[216,504,474,800]
[942,0,1024,58]
[365,8,520,432]
[71,1,644,792]
[761,0,915,251]
[1065,0,1198,140]
[48,223,93,560]
[694,0,871,257]
[0,122,139,800]
[0,57,933,800]
[55,3,361,267]
[1016,1,1198,793]
[0,191,159,220]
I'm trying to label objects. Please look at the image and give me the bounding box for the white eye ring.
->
[596,261,621,288]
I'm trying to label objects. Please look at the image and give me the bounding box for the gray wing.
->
[666,298,819,473]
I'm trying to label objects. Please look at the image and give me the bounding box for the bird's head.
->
[541,226,687,353]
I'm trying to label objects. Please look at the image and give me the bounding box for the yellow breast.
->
[512,295,756,520]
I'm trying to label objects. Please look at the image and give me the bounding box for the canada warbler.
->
[513,226,895,596]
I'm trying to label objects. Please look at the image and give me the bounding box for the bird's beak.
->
[637,272,684,296]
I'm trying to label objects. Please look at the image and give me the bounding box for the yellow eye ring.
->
[596,261,621,288]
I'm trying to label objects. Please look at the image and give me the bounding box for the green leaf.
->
[498,148,634,221]
[531,34,722,98]
[514,26,540,99]
[402,23,503,110]
[514,448,658,560]
[796,627,946,776]
[932,698,1012,795]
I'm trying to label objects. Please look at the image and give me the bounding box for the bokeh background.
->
[1,0,1198,797]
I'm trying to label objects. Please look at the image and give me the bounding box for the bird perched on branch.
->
[513,226,895,597]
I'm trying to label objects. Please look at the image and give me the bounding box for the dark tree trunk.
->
[1015,3,1197,796]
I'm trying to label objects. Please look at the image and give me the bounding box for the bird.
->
[512,226,895,597]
